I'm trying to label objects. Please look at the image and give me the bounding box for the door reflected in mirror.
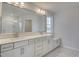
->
[25,20,32,32]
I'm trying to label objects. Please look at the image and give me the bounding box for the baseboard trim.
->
[63,46,79,52]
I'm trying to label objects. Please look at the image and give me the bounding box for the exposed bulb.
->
[14,2,19,6]
[36,8,46,15]
[20,2,25,8]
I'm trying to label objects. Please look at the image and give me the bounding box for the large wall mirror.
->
[0,2,47,34]
[0,2,54,36]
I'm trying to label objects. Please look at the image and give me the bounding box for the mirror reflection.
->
[0,2,54,38]
[1,2,47,33]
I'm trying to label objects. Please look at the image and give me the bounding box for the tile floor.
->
[45,47,79,57]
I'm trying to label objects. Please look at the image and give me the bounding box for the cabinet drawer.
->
[35,39,42,43]
[14,40,28,48]
[0,43,13,52]
[28,39,34,45]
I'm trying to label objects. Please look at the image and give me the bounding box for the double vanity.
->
[0,33,61,57]
[0,3,61,57]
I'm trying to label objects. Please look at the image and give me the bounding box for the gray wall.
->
[54,7,79,51]
[0,3,2,33]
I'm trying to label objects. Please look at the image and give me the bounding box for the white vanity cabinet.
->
[1,40,29,57]
[1,48,20,57]
[0,43,21,57]
[0,35,61,57]
[1,45,31,57]
[0,40,34,57]
[46,36,60,52]
[1,45,29,57]
[1,39,35,57]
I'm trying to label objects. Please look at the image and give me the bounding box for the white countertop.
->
[0,34,52,45]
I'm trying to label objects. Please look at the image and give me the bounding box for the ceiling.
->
[32,2,79,13]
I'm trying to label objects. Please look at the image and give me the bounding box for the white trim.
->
[63,46,79,52]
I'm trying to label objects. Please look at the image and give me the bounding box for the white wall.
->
[54,7,79,51]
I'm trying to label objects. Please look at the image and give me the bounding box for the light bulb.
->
[36,8,41,14]
[15,2,19,4]
[40,9,45,15]
[42,10,45,15]
[14,2,19,6]
[20,2,25,7]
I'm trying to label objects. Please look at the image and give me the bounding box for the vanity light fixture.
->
[36,8,46,15]
[7,2,46,15]
[20,2,24,6]
[7,2,25,8]
[36,8,41,14]
[40,9,46,15]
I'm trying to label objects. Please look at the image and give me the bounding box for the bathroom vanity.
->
[0,33,61,57]
[0,3,61,57]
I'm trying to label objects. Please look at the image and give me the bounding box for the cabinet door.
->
[1,46,31,57]
[1,48,20,57]
[42,37,49,55]
[20,46,26,57]
[47,36,55,52]
[22,39,34,57]
[25,44,34,57]
[47,37,60,52]
[34,38,43,57]
[52,38,61,48]
[15,45,33,57]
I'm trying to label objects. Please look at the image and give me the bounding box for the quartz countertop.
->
[0,33,52,45]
